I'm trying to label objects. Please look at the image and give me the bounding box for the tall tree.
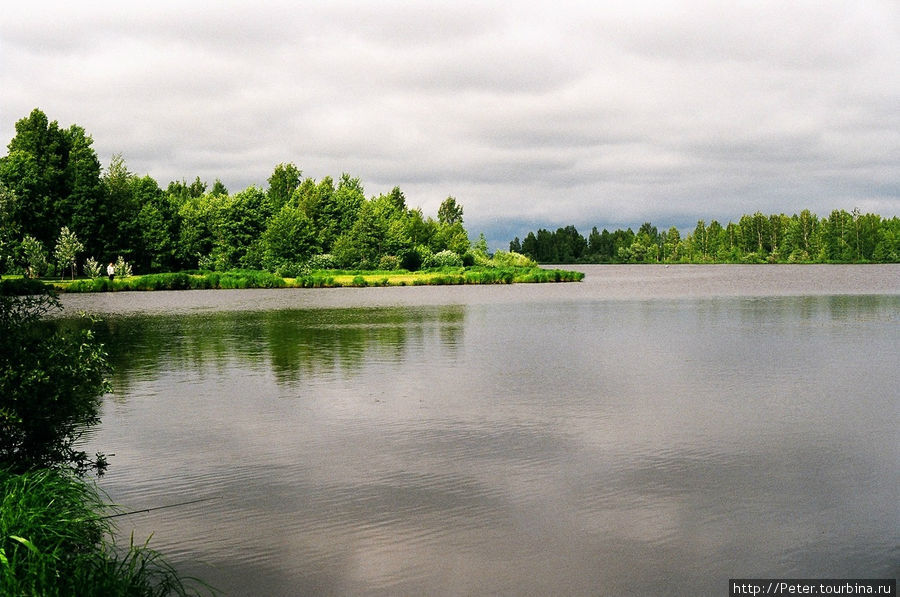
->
[438,196,463,226]
[267,162,302,212]
[54,226,84,280]
[62,125,104,258]
[0,109,72,246]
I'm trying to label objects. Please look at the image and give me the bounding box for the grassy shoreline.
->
[1,468,212,596]
[1,267,583,294]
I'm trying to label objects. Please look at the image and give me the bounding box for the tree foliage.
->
[515,210,899,264]
[0,290,110,474]
[0,109,479,276]
[3,109,896,276]
[54,226,84,280]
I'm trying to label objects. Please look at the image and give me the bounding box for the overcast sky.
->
[2,1,898,248]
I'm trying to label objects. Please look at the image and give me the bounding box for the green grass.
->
[48,266,583,293]
[1,468,213,596]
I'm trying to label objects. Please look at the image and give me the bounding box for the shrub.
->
[21,235,49,278]
[377,255,401,271]
[489,250,536,268]
[400,247,424,272]
[83,257,103,279]
[63,278,114,293]
[113,256,133,278]
[427,250,463,268]
[0,290,109,474]
[274,261,310,278]
[197,254,217,271]
[307,254,338,270]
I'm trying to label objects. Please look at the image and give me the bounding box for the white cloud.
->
[2,0,898,247]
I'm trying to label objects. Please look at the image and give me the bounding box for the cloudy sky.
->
[2,1,898,248]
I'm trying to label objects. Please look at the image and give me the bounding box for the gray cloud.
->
[2,0,898,248]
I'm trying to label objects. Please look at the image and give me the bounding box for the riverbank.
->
[1,467,212,596]
[2,266,584,295]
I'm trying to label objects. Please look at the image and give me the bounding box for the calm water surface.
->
[65,266,899,596]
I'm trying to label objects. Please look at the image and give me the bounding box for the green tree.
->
[188,176,207,199]
[21,235,49,278]
[472,232,489,256]
[260,204,319,271]
[176,193,221,268]
[664,226,681,261]
[404,208,438,250]
[0,109,73,247]
[333,194,411,268]
[135,176,178,272]
[0,184,19,275]
[438,196,463,226]
[707,220,724,260]
[54,226,84,280]
[267,162,302,212]
[692,220,708,260]
[0,111,104,258]
[62,125,104,259]
[212,186,271,269]
[210,178,228,197]
[328,174,365,245]
[100,154,138,261]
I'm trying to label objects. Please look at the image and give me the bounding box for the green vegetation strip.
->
[31,267,582,293]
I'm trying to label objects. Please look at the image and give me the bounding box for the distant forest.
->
[0,109,476,277]
[511,210,899,264]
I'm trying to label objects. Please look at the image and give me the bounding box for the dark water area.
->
[65,265,899,596]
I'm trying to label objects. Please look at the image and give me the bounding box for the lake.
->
[65,265,899,596]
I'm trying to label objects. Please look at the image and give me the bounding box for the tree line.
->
[510,210,900,264]
[0,108,473,278]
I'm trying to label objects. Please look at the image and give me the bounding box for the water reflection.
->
[72,289,899,597]
[93,305,465,395]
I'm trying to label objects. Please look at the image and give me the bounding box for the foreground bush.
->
[0,291,109,474]
[1,468,211,596]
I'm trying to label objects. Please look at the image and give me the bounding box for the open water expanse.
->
[63,265,899,596]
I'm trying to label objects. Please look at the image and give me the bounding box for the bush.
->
[489,250,536,268]
[197,254,217,271]
[274,261,310,278]
[21,235,49,279]
[377,255,401,271]
[400,248,424,272]
[427,250,463,268]
[113,256,133,278]
[64,278,114,293]
[0,291,109,474]
[83,257,103,279]
[133,273,192,291]
[307,254,338,270]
